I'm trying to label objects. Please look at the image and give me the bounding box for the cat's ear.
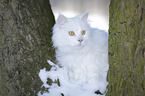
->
[57,14,68,25]
[80,11,89,21]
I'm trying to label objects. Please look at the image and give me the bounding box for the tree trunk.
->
[0,0,55,96]
[107,0,145,96]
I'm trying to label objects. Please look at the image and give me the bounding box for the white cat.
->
[52,12,109,94]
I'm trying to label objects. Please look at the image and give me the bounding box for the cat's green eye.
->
[81,30,86,35]
[69,31,75,36]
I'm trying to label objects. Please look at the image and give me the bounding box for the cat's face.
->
[52,12,90,49]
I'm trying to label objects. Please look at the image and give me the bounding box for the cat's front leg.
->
[87,70,108,93]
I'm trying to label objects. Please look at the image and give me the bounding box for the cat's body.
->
[52,12,109,93]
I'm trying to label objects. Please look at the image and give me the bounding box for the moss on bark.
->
[0,0,55,96]
[107,0,145,96]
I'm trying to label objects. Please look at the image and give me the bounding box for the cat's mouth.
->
[71,41,86,49]
[74,43,85,49]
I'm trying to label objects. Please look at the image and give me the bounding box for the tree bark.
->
[0,0,55,96]
[107,0,145,96]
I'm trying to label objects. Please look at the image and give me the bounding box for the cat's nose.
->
[78,39,83,43]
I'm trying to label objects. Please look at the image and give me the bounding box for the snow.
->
[38,60,106,96]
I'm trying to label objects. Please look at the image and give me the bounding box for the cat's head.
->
[52,11,90,49]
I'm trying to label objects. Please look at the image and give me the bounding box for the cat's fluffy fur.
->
[52,12,109,93]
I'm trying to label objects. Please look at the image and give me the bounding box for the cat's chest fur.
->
[57,47,96,81]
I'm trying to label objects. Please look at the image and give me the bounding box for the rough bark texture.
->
[0,0,55,96]
[107,0,145,96]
